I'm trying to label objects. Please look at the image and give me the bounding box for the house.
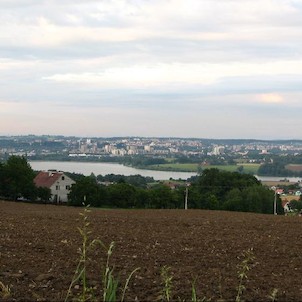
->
[34,170,75,203]
[280,195,300,215]
[275,188,284,195]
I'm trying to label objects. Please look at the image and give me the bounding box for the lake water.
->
[254,175,302,183]
[29,161,197,181]
[29,161,302,182]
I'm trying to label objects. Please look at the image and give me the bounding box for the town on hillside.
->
[1,135,302,161]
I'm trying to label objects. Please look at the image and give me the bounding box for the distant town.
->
[1,135,302,160]
[1,135,302,177]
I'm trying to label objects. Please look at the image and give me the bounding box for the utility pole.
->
[184,183,190,210]
[274,190,277,215]
[185,186,188,210]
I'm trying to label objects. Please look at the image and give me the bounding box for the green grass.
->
[147,163,260,174]
[239,163,261,174]
[206,165,239,172]
[148,163,199,172]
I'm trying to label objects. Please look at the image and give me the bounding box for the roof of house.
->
[34,171,63,188]
[280,195,300,208]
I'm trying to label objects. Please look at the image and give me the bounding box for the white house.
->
[34,170,75,203]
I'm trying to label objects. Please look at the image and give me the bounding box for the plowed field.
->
[1,200,302,301]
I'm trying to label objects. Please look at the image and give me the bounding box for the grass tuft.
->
[235,248,255,302]
[160,266,173,302]
[268,288,278,302]
[0,281,11,299]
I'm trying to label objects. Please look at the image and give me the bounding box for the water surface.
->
[29,161,197,181]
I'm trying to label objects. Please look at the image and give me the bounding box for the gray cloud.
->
[1,0,302,138]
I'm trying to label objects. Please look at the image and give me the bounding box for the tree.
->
[223,188,243,211]
[289,199,302,212]
[0,162,4,197]
[135,188,152,208]
[242,186,263,213]
[237,165,244,173]
[203,193,219,210]
[37,186,51,202]
[68,176,103,207]
[197,168,260,204]
[192,168,278,214]
[107,183,137,208]
[197,165,203,175]
[149,184,178,209]
[2,156,37,200]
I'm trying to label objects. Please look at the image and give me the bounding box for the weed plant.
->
[65,206,139,302]
[160,266,173,302]
[65,207,277,302]
[268,288,278,302]
[235,248,255,302]
[0,280,10,299]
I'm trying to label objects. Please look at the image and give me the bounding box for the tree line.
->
[0,156,283,214]
[258,154,302,177]
[258,162,302,177]
[68,168,283,214]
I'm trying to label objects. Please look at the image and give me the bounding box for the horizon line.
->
[0,134,302,142]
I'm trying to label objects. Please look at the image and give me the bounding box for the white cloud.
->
[42,60,302,88]
[1,0,302,51]
[0,58,37,70]
[256,93,284,104]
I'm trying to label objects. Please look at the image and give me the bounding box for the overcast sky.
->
[1,0,302,139]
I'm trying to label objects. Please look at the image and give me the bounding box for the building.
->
[34,170,75,203]
[212,146,224,155]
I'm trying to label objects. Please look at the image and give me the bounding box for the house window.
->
[66,185,70,190]
[62,176,65,180]
[56,185,60,190]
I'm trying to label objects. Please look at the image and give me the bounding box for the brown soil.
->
[1,201,302,301]
[286,164,302,172]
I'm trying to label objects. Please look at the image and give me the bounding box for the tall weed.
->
[65,206,138,302]
[160,266,173,301]
[235,248,255,302]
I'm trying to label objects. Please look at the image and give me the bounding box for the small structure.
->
[34,170,75,203]
[275,188,284,195]
[283,201,293,214]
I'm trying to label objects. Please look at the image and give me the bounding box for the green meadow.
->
[148,163,260,174]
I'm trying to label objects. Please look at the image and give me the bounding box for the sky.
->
[1,0,302,139]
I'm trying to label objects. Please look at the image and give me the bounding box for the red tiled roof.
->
[280,195,300,208]
[34,171,63,188]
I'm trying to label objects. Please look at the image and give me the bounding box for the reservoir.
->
[29,161,197,181]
